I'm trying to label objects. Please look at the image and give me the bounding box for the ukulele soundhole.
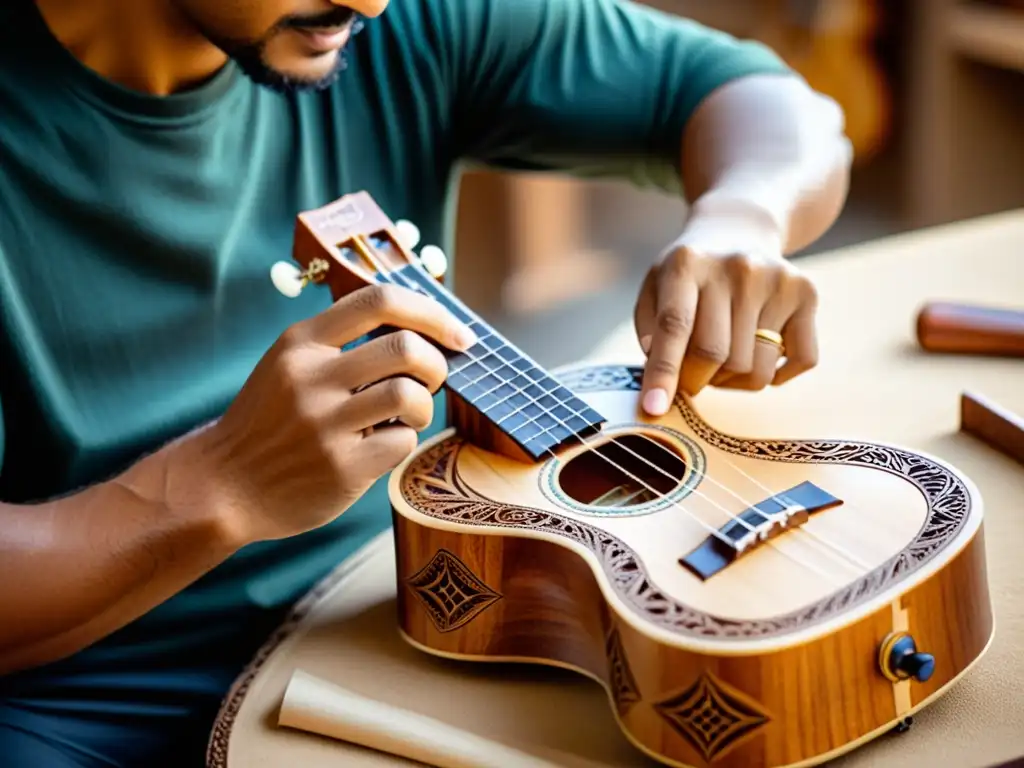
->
[540,426,705,517]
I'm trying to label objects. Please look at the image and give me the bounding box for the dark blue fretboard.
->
[389,263,606,461]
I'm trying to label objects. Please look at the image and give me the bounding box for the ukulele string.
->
[366,250,861,583]
[474,316,870,576]
[381,258,868,582]
[680,442,876,571]
[442,312,872,573]
[380,269,843,584]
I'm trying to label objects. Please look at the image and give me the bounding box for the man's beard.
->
[207,10,366,94]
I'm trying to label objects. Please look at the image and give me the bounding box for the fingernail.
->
[640,335,652,354]
[642,388,669,415]
[453,326,477,350]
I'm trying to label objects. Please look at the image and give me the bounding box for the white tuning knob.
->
[270,261,305,298]
[395,219,421,250]
[419,245,448,279]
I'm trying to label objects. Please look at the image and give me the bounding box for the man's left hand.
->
[633,231,819,416]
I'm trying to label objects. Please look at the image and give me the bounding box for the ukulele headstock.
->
[271,191,448,300]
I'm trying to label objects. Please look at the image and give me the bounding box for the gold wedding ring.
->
[755,328,785,353]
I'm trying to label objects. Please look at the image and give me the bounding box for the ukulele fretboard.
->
[391,263,606,461]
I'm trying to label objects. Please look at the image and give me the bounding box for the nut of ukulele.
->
[916,301,1024,357]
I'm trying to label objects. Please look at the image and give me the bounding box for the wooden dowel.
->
[278,669,563,768]
[960,391,1024,466]
[916,301,1024,356]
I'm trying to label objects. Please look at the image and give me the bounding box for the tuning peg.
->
[395,219,421,250]
[271,261,305,298]
[417,245,448,279]
[270,257,331,299]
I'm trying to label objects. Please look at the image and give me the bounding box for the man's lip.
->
[293,24,352,53]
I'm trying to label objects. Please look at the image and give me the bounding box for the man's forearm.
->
[678,72,853,256]
[0,440,245,675]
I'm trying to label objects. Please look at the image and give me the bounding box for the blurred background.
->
[449,0,1024,368]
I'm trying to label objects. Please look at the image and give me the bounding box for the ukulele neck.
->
[288,190,607,464]
[392,264,606,463]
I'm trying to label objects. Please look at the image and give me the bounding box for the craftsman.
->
[0,0,852,765]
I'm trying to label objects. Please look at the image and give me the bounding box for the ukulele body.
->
[389,363,993,768]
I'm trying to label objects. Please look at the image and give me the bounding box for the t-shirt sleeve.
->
[412,0,793,192]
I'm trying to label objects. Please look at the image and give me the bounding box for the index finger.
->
[640,272,699,416]
[302,283,477,352]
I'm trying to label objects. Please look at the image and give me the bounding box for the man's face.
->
[172,1,389,92]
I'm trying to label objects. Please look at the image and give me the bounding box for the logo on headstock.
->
[315,200,364,231]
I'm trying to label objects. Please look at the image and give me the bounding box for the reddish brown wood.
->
[961,391,1024,466]
[916,301,1024,356]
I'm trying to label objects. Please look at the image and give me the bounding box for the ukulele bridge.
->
[679,481,843,581]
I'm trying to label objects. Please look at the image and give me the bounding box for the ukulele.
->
[272,192,993,768]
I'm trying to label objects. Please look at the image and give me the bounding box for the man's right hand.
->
[172,283,477,545]
[0,282,477,674]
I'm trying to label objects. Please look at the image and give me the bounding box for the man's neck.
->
[34,0,228,96]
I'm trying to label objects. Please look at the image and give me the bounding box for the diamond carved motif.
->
[406,549,502,633]
[654,671,770,763]
[606,628,641,715]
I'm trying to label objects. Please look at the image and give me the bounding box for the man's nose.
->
[329,0,389,18]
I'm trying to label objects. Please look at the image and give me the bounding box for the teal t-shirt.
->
[0,0,789,665]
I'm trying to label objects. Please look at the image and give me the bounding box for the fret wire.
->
[467,379,568,424]
[492,374,580,418]
[456,369,585,421]
[444,317,583,428]
[387,264,602,447]
[482,381,579,422]
[456,368,539,405]
[514,414,584,447]
[475,381,599,445]
[470,365,578,418]
[450,337,583,437]
[462,353,588,415]
[392,285,546,405]
[432,307,581,423]
[451,358,545,397]
[477,393,571,448]
[451,356,527,390]
[391,267,550,383]
[449,330,531,377]
[502,396,594,442]
[449,342,508,377]
[457,360,598,447]
[394,267,561,402]
[451,335,566,409]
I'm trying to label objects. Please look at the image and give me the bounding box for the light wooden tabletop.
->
[210,209,1024,768]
